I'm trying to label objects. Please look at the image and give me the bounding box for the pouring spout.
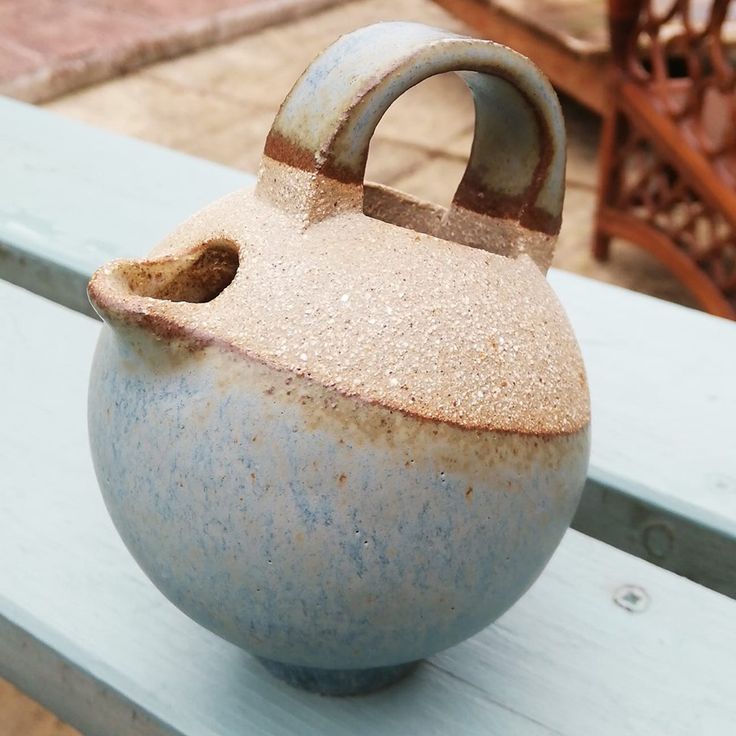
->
[87,240,240,328]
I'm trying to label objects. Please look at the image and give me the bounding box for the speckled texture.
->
[89,327,589,671]
[90,181,588,436]
[87,21,590,692]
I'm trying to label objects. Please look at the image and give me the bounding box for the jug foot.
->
[256,657,420,695]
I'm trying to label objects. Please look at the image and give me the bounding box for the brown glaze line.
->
[264,129,367,186]
[453,73,559,236]
[522,94,560,235]
[88,281,212,353]
[521,204,561,236]
[219,337,589,438]
[266,129,559,234]
[263,129,392,184]
[453,174,560,235]
[266,131,560,234]
[453,173,527,220]
[89,293,589,439]
[263,130,323,177]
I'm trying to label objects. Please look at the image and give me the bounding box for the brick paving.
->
[0,0,349,102]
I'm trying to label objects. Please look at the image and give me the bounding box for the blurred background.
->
[5,0,732,317]
[1,0,734,732]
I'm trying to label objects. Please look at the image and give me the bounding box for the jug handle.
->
[255,21,565,271]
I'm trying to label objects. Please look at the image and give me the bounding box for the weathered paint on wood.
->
[552,270,736,595]
[1,97,735,594]
[1,279,734,735]
[0,97,253,316]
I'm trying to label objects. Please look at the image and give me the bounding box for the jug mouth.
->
[88,239,240,323]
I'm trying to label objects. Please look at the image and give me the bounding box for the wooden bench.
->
[1,97,735,734]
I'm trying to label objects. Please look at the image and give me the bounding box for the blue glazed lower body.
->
[89,329,590,676]
[257,657,420,695]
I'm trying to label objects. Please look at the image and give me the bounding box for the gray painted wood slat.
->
[555,273,736,595]
[0,97,252,316]
[1,96,735,594]
[1,278,734,735]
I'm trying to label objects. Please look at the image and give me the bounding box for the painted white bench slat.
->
[1,97,735,595]
[1,278,734,735]
[0,97,252,316]
[553,271,736,594]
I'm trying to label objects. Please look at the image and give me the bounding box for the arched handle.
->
[256,22,566,264]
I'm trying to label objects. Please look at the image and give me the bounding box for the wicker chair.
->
[595,0,736,318]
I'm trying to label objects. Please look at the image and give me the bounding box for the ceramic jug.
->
[88,22,590,695]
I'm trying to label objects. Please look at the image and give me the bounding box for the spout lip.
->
[87,259,146,325]
[87,261,208,348]
[87,239,241,327]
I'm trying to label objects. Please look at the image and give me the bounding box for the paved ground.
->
[0,0,349,102]
[1,1,699,734]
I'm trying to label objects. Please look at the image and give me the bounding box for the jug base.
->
[256,657,420,695]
